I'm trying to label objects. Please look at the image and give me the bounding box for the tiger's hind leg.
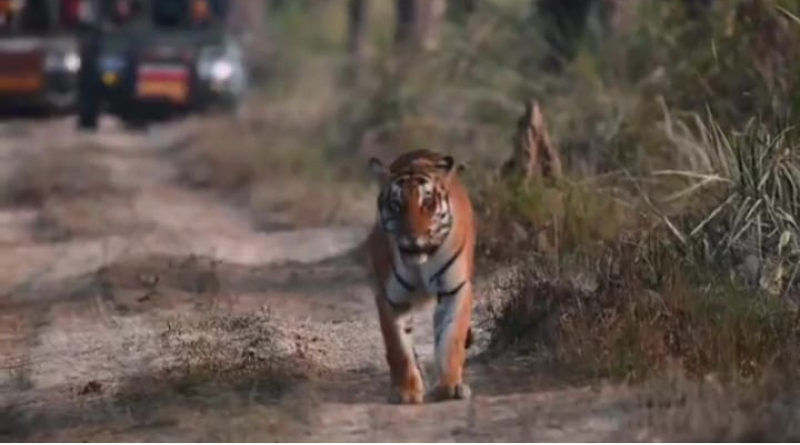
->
[375,295,425,404]
[429,281,473,402]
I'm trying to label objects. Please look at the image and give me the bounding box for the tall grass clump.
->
[654,112,800,294]
[486,114,800,382]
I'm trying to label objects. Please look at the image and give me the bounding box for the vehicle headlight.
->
[198,46,237,82]
[45,51,81,73]
[210,60,233,81]
[64,53,81,72]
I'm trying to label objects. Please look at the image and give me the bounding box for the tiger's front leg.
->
[429,281,473,402]
[375,294,425,404]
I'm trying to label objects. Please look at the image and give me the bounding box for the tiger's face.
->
[370,153,459,265]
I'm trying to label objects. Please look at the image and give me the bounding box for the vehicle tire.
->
[77,88,100,131]
[77,107,99,130]
[77,37,101,131]
[121,115,149,131]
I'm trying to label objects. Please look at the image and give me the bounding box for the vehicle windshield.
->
[96,0,229,32]
[0,0,80,37]
[100,0,145,29]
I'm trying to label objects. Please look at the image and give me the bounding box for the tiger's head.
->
[369,150,463,265]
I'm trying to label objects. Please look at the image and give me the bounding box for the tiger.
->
[366,149,476,404]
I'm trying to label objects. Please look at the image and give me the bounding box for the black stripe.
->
[430,242,465,285]
[437,280,467,303]
[392,262,416,292]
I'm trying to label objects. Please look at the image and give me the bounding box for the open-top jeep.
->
[95,0,247,125]
[0,0,82,114]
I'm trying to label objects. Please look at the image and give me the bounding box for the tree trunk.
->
[347,0,368,59]
[537,0,594,69]
[537,0,637,70]
[394,0,416,49]
[345,0,368,85]
[416,0,446,51]
[394,0,446,52]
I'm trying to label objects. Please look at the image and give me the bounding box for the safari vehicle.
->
[96,0,248,125]
[0,0,83,113]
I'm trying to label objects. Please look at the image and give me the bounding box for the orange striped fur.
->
[366,149,476,404]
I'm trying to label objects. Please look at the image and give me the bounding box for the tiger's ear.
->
[437,155,464,183]
[369,157,389,183]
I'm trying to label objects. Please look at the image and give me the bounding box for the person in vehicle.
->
[191,0,211,27]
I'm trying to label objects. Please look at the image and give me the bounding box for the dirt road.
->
[0,116,683,441]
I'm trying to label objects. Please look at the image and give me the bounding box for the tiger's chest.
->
[383,242,468,309]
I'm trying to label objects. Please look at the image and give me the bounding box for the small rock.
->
[740,254,761,287]
[78,380,103,396]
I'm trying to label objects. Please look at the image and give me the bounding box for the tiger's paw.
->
[388,387,425,405]
[427,383,472,402]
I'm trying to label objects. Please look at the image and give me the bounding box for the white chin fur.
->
[403,253,429,265]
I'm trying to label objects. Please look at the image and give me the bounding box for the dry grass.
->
[634,370,800,441]
[173,97,375,229]
[0,147,118,208]
[248,177,373,229]
[474,176,646,262]
[154,311,307,382]
[478,93,800,387]
[485,230,800,382]
[0,309,322,442]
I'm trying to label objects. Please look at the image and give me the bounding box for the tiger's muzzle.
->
[397,236,439,265]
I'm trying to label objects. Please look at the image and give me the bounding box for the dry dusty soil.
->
[0,115,699,442]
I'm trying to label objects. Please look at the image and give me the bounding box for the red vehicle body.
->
[0,0,82,113]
